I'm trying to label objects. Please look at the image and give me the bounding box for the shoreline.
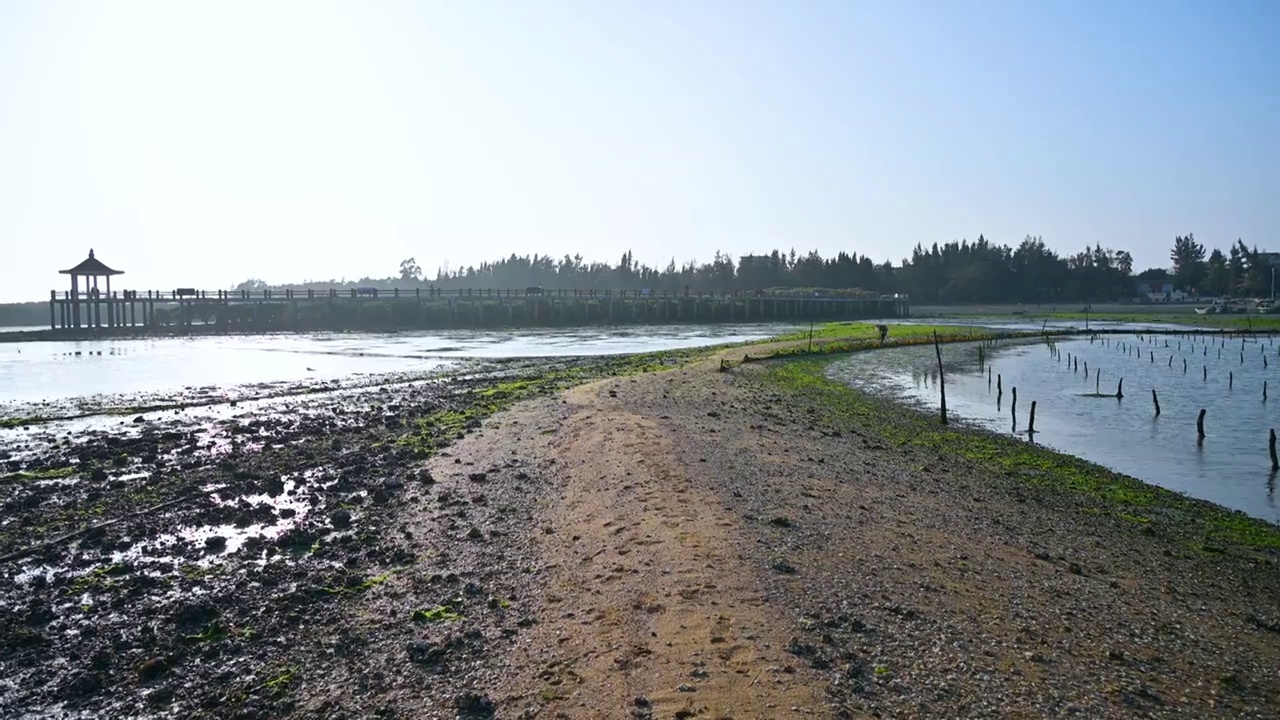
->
[3,329,1278,717]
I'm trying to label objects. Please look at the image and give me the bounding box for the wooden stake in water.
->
[1266,381,1269,402]
[933,331,947,425]
[1116,378,1124,399]
[1183,358,1187,373]
[1096,372,1101,394]
[1168,355,1173,367]
[997,373,1003,397]
[1197,409,1206,439]
[1152,389,1161,415]
[1012,386,1018,418]
[1271,429,1278,471]
[1028,400,1037,435]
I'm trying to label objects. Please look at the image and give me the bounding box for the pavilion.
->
[57,249,124,329]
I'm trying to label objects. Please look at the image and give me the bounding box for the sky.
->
[1,0,1276,302]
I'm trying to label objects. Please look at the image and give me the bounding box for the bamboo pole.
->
[1197,409,1206,439]
[1152,389,1161,415]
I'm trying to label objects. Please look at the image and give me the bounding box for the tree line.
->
[1167,234,1277,298]
[223,233,1265,304]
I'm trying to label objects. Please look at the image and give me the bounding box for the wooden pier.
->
[50,286,909,333]
[48,250,909,334]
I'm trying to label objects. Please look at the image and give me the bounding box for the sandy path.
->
[441,381,827,718]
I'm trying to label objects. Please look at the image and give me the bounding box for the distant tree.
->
[1170,234,1206,292]
[1204,249,1230,296]
[1114,250,1133,276]
[399,257,422,282]
[1236,240,1269,297]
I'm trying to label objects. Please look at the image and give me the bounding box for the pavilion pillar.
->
[72,275,80,329]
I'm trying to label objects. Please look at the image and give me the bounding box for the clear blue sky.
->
[1,0,1276,301]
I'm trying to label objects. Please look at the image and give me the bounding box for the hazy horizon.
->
[2,0,1276,302]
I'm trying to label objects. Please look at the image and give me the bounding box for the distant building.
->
[1257,252,1280,268]
[1134,280,1187,302]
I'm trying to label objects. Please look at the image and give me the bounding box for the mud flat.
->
[5,336,1280,718]
[0,353,681,719]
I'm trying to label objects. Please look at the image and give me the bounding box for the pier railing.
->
[50,287,906,301]
[47,286,910,332]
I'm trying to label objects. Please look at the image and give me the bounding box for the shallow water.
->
[0,324,794,408]
[829,333,1280,524]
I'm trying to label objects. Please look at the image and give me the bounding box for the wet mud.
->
[0,356,627,718]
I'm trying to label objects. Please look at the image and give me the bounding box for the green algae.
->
[763,358,1280,551]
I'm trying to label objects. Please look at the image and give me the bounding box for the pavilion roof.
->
[59,249,123,276]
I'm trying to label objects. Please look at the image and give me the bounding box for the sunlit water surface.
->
[829,333,1280,524]
[0,323,796,407]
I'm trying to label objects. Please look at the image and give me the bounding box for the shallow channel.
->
[828,333,1280,524]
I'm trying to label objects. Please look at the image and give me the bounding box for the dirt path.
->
[438,381,828,718]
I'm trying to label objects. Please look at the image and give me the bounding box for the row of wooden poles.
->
[930,331,1280,470]
[1096,333,1280,368]
[1060,353,1271,398]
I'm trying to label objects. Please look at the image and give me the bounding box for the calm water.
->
[0,324,794,408]
[830,333,1280,524]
